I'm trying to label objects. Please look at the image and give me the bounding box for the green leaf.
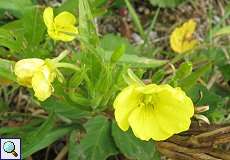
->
[118,54,167,68]
[41,97,90,120]
[0,28,22,53]
[219,64,230,81]
[22,7,46,47]
[0,0,33,17]
[175,62,193,80]
[79,0,98,45]
[76,115,118,160]
[56,0,79,15]
[22,114,73,158]
[112,122,161,160]
[152,69,165,84]
[124,0,145,38]
[23,127,72,158]
[111,44,125,63]
[123,68,145,86]
[0,58,16,81]
[100,34,138,55]
[214,26,230,36]
[0,119,43,136]
[187,84,226,122]
[179,63,212,91]
[101,50,167,68]
[149,0,187,7]
[68,130,80,160]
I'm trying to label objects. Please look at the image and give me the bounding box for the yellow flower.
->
[114,84,194,141]
[14,58,56,101]
[43,7,78,41]
[170,19,198,54]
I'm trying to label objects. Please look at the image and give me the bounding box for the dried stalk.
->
[157,122,230,160]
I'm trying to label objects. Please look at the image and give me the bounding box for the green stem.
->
[56,63,80,71]
[53,50,69,62]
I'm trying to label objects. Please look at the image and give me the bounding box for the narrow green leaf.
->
[123,68,145,86]
[0,0,33,17]
[119,54,167,68]
[124,0,145,38]
[23,127,72,158]
[22,7,46,47]
[76,115,118,160]
[111,44,125,63]
[68,130,80,160]
[0,58,16,82]
[79,0,98,45]
[214,26,230,36]
[149,0,187,7]
[22,114,72,158]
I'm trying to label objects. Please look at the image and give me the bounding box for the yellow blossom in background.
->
[170,19,198,54]
[43,7,78,41]
[114,84,194,141]
[14,58,56,101]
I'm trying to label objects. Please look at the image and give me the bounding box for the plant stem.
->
[56,63,80,71]
[53,50,69,62]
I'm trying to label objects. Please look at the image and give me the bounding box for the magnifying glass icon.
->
[3,141,18,157]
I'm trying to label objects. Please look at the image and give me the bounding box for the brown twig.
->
[157,122,230,160]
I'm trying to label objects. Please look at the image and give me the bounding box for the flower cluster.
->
[13,7,198,142]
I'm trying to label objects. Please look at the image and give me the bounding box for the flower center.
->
[139,94,155,110]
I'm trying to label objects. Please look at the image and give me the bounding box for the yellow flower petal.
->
[114,83,194,141]
[170,19,198,54]
[43,7,54,29]
[113,85,140,131]
[170,28,184,53]
[32,69,52,101]
[14,58,44,86]
[17,77,33,88]
[128,105,170,141]
[182,19,196,37]
[54,11,76,26]
[54,25,78,41]
[154,85,194,118]
[43,7,78,41]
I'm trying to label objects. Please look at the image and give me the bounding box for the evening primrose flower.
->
[14,50,79,101]
[43,7,78,41]
[14,58,56,101]
[114,84,194,141]
[170,19,198,53]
